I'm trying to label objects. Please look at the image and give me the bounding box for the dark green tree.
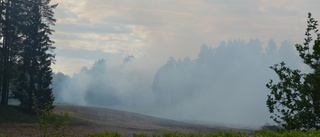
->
[0,0,9,105]
[266,13,320,130]
[0,0,57,111]
[0,0,24,105]
[0,0,4,102]
[32,0,56,110]
[12,0,57,110]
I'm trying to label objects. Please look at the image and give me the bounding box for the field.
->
[0,105,250,136]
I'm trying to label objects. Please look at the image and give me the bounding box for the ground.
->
[0,105,253,136]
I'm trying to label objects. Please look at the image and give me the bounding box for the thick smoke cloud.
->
[52,39,303,128]
[53,58,155,108]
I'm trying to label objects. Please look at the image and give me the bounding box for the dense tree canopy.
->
[0,0,57,111]
[266,13,320,130]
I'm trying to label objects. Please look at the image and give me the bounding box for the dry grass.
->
[0,105,241,136]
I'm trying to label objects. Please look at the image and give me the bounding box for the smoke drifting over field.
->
[52,39,303,128]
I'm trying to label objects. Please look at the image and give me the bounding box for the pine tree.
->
[0,0,33,106]
[32,0,57,110]
[13,0,57,110]
[0,0,23,105]
[0,0,57,111]
[0,1,3,101]
[0,0,9,105]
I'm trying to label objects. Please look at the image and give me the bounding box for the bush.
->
[84,131,121,137]
[84,130,320,137]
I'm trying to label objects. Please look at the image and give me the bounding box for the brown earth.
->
[0,105,253,137]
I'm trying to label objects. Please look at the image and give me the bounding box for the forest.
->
[1,0,320,136]
[0,0,56,110]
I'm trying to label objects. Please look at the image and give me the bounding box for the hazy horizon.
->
[51,0,319,76]
[48,0,319,129]
[52,39,306,129]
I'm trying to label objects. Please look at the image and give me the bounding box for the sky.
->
[50,0,319,75]
[52,39,304,128]
[49,0,320,129]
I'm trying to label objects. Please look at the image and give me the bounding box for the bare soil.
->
[0,105,251,137]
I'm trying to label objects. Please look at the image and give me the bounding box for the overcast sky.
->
[50,0,319,75]
[48,1,320,128]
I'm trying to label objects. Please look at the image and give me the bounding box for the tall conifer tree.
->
[0,0,23,105]
[0,0,57,110]
[13,0,57,110]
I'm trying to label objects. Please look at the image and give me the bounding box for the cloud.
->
[48,0,320,130]
[51,0,318,69]
[55,49,112,60]
[56,23,132,34]
[52,56,93,76]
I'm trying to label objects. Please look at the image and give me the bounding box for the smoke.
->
[53,57,155,108]
[52,39,303,128]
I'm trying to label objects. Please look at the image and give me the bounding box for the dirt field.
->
[0,105,251,136]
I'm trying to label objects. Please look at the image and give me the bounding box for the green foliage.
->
[133,133,149,137]
[1,0,57,109]
[253,130,320,137]
[163,132,186,137]
[50,112,69,137]
[253,130,280,137]
[83,130,320,137]
[266,13,320,130]
[0,105,36,123]
[34,100,69,137]
[11,0,57,111]
[84,131,121,137]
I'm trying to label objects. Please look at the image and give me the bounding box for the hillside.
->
[0,105,253,136]
[0,105,36,123]
[55,105,231,135]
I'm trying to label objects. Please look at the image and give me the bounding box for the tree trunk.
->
[1,0,10,105]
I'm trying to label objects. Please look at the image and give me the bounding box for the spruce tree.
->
[0,0,23,105]
[0,0,9,105]
[0,1,3,101]
[0,0,57,110]
[13,0,57,110]
[32,0,57,110]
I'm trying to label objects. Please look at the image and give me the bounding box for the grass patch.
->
[84,130,320,137]
[0,105,72,124]
[0,105,37,123]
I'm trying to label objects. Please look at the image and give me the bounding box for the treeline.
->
[51,39,302,126]
[152,39,301,107]
[53,39,302,108]
[0,0,57,111]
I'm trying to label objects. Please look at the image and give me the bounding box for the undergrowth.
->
[84,130,320,137]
